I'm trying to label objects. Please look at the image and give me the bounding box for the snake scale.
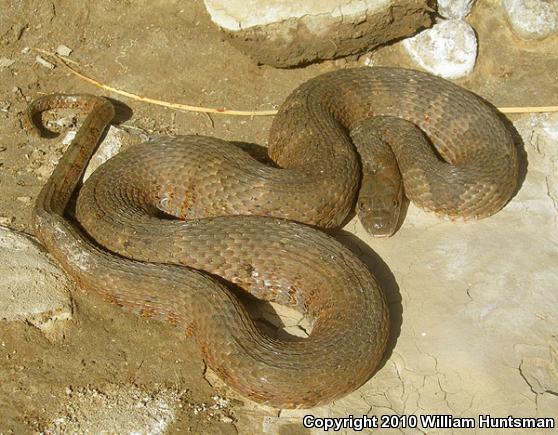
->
[28,67,518,408]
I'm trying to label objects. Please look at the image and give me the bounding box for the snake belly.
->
[29,67,517,409]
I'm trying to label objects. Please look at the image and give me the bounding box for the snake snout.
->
[357,200,399,237]
[365,218,397,237]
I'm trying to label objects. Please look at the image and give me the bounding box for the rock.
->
[502,0,558,40]
[56,44,73,57]
[41,125,147,183]
[437,0,476,19]
[61,130,76,146]
[513,113,558,219]
[203,0,435,67]
[0,216,14,225]
[83,125,148,181]
[403,19,477,79]
[0,226,72,338]
[35,55,55,70]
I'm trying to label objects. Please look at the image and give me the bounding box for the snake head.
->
[356,174,404,237]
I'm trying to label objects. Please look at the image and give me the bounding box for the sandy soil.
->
[1,0,557,433]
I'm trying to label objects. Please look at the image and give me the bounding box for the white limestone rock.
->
[203,0,434,67]
[83,125,148,181]
[57,125,148,182]
[403,19,478,79]
[205,0,393,30]
[502,0,558,40]
[437,0,476,19]
[0,226,72,337]
[55,44,73,57]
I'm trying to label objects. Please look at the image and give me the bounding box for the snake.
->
[28,67,518,409]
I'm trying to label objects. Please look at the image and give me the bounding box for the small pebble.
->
[62,130,77,145]
[361,54,374,66]
[21,46,30,54]
[56,44,73,57]
[35,55,55,70]
[52,115,76,129]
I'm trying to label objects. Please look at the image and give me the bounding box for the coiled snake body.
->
[29,67,518,408]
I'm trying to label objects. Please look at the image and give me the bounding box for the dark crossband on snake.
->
[27,67,518,408]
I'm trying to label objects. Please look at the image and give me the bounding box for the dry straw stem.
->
[35,49,276,117]
[36,49,558,116]
[495,105,558,114]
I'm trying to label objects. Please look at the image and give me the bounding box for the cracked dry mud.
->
[0,0,557,433]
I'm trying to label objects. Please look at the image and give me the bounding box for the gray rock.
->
[403,19,478,79]
[0,226,72,338]
[502,0,558,40]
[83,125,148,181]
[55,44,73,57]
[203,0,434,67]
[35,55,55,69]
[437,0,476,19]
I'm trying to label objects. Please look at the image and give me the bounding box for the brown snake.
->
[28,67,518,408]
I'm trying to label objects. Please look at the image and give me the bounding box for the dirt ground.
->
[1,0,557,434]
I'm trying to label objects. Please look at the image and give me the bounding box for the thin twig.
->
[497,106,558,114]
[35,49,277,116]
[35,48,558,116]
